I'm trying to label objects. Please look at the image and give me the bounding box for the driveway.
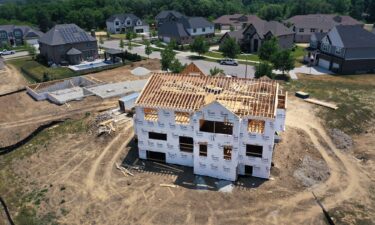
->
[288,65,333,79]
[102,40,254,78]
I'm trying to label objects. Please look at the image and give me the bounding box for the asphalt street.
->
[102,40,255,78]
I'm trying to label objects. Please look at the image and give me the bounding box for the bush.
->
[35,54,47,66]
[123,51,141,62]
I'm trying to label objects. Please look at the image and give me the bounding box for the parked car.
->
[0,49,15,56]
[218,58,238,66]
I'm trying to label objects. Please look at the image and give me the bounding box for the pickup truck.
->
[0,49,16,56]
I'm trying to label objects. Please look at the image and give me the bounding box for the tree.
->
[170,59,184,73]
[258,37,279,61]
[190,36,209,56]
[209,66,224,76]
[126,32,134,50]
[160,44,176,71]
[219,37,241,59]
[255,62,274,79]
[25,43,36,59]
[145,41,152,59]
[119,38,125,51]
[271,49,295,75]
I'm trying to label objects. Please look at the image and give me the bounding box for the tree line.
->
[0,0,374,32]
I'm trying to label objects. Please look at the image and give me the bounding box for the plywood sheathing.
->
[181,63,206,76]
[136,73,284,119]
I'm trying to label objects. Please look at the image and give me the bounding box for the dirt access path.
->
[0,64,28,94]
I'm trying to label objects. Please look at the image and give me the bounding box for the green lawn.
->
[284,75,375,134]
[8,57,78,83]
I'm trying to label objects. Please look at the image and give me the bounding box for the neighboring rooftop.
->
[106,13,147,25]
[0,25,43,38]
[213,14,263,26]
[157,21,189,37]
[39,24,96,46]
[334,25,375,48]
[247,20,294,37]
[136,73,284,118]
[180,17,213,29]
[285,14,362,29]
[312,32,328,41]
[155,10,185,20]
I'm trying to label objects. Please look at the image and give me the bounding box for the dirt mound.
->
[329,128,353,150]
[293,155,330,187]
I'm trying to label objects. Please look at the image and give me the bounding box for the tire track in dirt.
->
[207,99,367,224]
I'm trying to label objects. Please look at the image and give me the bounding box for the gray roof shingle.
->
[245,20,294,38]
[66,48,82,55]
[334,25,375,48]
[158,21,189,38]
[155,10,185,20]
[285,14,362,29]
[0,25,44,38]
[39,24,96,46]
[180,17,213,29]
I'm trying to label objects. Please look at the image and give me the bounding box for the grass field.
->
[8,57,78,83]
[0,118,88,225]
[284,74,375,134]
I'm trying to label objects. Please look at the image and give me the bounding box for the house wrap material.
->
[133,73,287,181]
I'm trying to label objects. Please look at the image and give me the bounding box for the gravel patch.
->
[293,155,330,187]
[329,128,353,150]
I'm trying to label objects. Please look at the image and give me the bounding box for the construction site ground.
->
[0,73,375,225]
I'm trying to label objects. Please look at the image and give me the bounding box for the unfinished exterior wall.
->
[134,101,287,181]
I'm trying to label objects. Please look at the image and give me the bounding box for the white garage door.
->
[318,59,330,69]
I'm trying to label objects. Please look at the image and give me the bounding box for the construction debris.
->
[295,91,310,99]
[160,184,177,188]
[304,98,338,110]
[89,108,131,135]
[153,162,184,172]
[116,163,134,176]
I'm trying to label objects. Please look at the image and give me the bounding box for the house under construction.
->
[133,73,287,181]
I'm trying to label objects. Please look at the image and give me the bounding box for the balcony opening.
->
[199,143,207,157]
[144,108,158,121]
[248,120,265,133]
[179,136,193,153]
[199,120,233,135]
[175,112,190,125]
[149,132,167,141]
[246,144,263,158]
[223,145,232,160]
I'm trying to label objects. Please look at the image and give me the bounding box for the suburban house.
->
[306,25,375,74]
[133,73,287,181]
[106,13,149,34]
[155,10,214,44]
[213,14,263,31]
[0,25,43,47]
[39,24,98,65]
[285,14,362,43]
[220,20,294,53]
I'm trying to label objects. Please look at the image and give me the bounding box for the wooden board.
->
[304,98,338,110]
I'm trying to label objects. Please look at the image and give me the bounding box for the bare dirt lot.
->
[0,64,27,95]
[0,74,374,225]
[0,59,161,147]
